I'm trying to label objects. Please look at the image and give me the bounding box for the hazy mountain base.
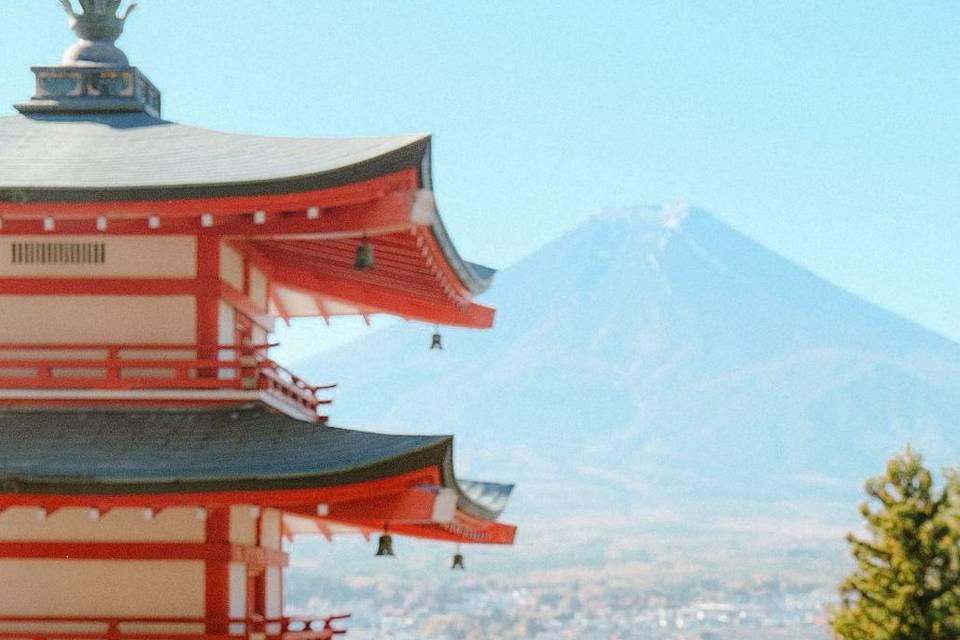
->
[284,502,848,639]
[283,481,856,637]
[292,207,960,501]
[279,206,960,638]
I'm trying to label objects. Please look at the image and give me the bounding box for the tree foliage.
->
[830,447,960,639]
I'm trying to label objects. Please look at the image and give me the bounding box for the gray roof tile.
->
[0,113,427,198]
[0,405,447,491]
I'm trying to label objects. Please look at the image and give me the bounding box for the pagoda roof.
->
[0,111,496,327]
[0,404,511,523]
[0,113,428,201]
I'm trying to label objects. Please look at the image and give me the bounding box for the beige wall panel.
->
[0,559,203,617]
[260,509,281,551]
[275,287,320,316]
[320,298,361,315]
[0,295,195,344]
[229,506,257,546]
[249,266,268,308]
[0,236,196,278]
[0,507,205,542]
[220,243,244,291]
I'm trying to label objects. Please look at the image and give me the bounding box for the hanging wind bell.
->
[375,526,395,557]
[353,236,374,271]
[430,324,443,350]
[451,544,465,570]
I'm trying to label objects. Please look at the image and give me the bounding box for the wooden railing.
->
[0,613,350,640]
[0,343,335,418]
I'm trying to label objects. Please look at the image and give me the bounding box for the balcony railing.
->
[0,343,335,419]
[0,614,350,639]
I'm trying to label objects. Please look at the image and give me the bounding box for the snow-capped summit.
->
[589,202,691,230]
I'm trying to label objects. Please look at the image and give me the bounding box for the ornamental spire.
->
[14,0,159,116]
[58,0,138,67]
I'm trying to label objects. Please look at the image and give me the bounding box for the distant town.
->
[289,559,836,639]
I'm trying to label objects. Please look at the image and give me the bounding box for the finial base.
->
[62,39,130,67]
[16,66,161,117]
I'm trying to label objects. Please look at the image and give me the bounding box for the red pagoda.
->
[0,2,514,638]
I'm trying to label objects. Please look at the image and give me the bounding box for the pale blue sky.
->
[2,1,958,342]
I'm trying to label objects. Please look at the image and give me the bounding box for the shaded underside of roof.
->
[0,113,429,201]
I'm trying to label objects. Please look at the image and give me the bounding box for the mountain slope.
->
[293,207,960,510]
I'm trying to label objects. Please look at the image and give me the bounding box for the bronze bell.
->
[451,553,465,570]
[430,331,443,350]
[353,238,374,271]
[375,533,394,557]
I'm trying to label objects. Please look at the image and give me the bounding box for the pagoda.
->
[0,2,515,638]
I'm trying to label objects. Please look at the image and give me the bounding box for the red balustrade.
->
[0,613,350,640]
[0,343,335,419]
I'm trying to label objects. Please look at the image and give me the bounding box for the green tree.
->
[830,447,960,639]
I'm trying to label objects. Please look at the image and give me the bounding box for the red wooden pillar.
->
[205,507,231,635]
[197,236,220,377]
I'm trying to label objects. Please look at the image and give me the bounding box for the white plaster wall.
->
[0,295,196,344]
[252,324,269,347]
[228,561,247,633]
[0,236,196,278]
[265,567,282,620]
[220,243,244,291]
[0,559,204,617]
[0,507,205,542]
[218,300,236,348]
[217,300,236,379]
[261,510,283,623]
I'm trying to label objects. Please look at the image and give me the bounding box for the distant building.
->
[0,2,514,638]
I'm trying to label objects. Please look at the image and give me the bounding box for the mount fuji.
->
[290,207,960,523]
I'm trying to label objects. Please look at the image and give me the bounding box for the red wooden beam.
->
[0,542,287,567]
[196,237,220,378]
[260,243,446,292]
[205,508,231,636]
[415,227,473,301]
[0,467,443,509]
[388,511,517,546]
[0,170,418,219]
[0,278,213,295]
[212,189,419,238]
[220,282,277,333]
[286,486,455,525]
[272,265,494,328]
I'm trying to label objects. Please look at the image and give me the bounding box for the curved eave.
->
[0,405,514,543]
[0,114,495,318]
[425,211,494,297]
[417,140,495,296]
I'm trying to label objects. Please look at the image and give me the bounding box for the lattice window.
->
[11,242,106,265]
